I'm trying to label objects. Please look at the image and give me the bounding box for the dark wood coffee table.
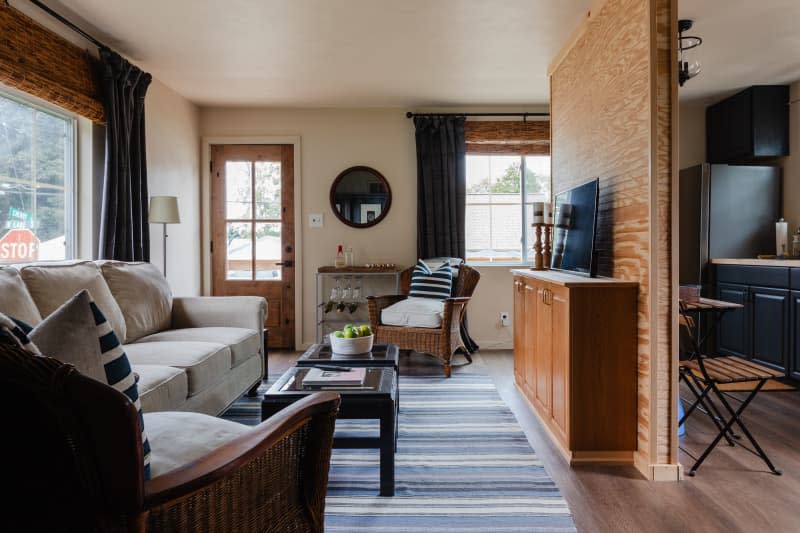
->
[262,366,397,496]
[296,343,400,370]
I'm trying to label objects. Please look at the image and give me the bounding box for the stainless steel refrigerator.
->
[679,163,782,291]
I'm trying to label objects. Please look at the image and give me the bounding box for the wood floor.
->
[267,348,800,533]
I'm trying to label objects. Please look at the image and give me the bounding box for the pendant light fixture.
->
[678,19,702,86]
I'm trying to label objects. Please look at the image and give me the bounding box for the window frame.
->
[465,153,550,266]
[0,85,78,262]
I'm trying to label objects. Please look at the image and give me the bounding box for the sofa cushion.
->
[0,267,42,326]
[381,297,445,329]
[124,341,231,396]
[134,365,189,413]
[136,327,260,368]
[144,411,251,477]
[408,259,452,300]
[20,262,127,342]
[100,261,172,343]
[28,290,106,383]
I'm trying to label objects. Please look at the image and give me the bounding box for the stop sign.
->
[0,229,40,262]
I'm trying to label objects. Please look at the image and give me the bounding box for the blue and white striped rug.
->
[222,371,576,533]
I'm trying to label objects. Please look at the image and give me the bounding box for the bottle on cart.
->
[334,245,345,268]
[344,245,354,266]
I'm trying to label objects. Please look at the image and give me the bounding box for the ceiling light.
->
[678,19,702,87]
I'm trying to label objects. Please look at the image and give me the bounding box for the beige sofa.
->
[0,260,266,415]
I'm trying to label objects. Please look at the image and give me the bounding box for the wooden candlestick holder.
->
[531,223,553,270]
[543,224,553,268]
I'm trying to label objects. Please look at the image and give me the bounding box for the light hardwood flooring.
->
[266,348,800,533]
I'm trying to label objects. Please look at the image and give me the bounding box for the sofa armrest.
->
[144,392,340,532]
[171,296,267,332]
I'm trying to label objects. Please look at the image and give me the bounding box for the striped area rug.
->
[222,371,576,533]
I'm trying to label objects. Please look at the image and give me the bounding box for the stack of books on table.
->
[301,367,367,388]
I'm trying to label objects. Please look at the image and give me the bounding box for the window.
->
[0,91,75,263]
[465,154,550,263]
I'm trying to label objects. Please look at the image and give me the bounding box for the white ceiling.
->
[21,0,800,108]
[679,0,800,104]
[45,0,590,108]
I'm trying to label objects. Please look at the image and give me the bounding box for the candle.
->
[532,202,545,224]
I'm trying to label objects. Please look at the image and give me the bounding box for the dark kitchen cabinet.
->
[792,291,800,380]
[716,266,791,374]
[706,85,790,163]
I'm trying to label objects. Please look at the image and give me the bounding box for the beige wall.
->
[679,102,706,169]
[199,107,525,348]
[145,79,201,296]
[780,81,800,233]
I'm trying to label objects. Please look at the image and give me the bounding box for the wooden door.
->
[523,281,538,399]
[550,285,570,444]
[534,283,552,415]
[750,286,789,372]
[513,277,525,386]
[211,145,295,349]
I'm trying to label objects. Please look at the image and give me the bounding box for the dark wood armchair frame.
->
[0,336,340,532]
[367,264,480,377]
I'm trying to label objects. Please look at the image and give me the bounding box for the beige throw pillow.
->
[0,267,43,326]
[29,289,106,383]
[20,262,127,342]
[100,261,172,342]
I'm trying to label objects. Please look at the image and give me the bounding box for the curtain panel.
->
[98,49,152,261]
[414,115,467,259]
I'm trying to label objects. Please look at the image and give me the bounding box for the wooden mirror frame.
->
[329,166,392,228]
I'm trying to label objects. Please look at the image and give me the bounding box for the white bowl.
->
[329,333,374,355]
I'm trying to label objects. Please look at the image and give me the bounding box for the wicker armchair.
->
[0,336,340,533]
[367,263,480,377]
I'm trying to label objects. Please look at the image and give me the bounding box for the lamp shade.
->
[149,196,180,224]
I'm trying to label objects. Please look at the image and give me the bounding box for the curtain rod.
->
[406,112,549,119]
[27,0,108,50]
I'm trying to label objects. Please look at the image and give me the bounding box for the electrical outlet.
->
[500,312,510,327]
[308,213,323,228]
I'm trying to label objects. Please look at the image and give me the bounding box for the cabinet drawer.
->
[716,265,788,287]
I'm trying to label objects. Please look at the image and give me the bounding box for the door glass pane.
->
[255,161,281,219]
[255,222,281,280]
[225,162,251,219]
[226,222,252,280]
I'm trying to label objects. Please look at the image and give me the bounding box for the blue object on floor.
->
[678,398,686,436]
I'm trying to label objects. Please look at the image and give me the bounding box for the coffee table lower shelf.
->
[261,366,397,496]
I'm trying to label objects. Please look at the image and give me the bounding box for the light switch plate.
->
[309,213,323,228]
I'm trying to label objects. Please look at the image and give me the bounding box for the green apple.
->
[343,328,355,339]
[332,331,344,338]
[359,325,371,336]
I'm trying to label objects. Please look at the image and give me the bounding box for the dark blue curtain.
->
[98,49,152,261]
[414,116,466,259]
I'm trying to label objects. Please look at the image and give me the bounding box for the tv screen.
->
[550,178,599,277]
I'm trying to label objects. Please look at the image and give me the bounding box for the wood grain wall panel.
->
[550,0,677,476]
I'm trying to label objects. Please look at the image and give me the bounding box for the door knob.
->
[275,260,293,267]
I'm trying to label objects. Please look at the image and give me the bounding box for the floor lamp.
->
[149,196,180,276]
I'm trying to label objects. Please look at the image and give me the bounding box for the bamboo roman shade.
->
[465,120,550,155]
[0,4,104,123]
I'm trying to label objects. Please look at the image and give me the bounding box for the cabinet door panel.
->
[792,291,800,380]
[717,283,749,358]
[550,286,569,443]
[750,286,789,372]
[534,284,552,414]
[524,283,538,399]
[513,278,525,385]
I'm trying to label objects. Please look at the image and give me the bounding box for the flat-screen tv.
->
[550,178,600,277]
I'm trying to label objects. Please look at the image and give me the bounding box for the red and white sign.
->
[0,229,40,262]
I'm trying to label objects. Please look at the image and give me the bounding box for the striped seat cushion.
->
[408,259,453,300]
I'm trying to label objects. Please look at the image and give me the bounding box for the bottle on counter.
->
[334,245,346,268]
[792,228,800,258]
[344,245,354,267]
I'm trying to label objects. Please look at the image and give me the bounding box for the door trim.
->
[202,136,303,349]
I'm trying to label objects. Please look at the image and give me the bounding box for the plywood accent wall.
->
[549,0,677,476]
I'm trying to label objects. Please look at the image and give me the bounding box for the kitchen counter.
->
[711,258,800,267]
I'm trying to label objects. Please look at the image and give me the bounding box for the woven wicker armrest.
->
[144,392,340,532]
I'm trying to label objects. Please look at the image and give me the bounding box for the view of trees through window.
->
[0,92,73,263]
[466,154,550,263]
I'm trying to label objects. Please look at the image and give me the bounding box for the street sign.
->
[0,228,40,262]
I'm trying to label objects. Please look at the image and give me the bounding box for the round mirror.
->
[330,166,392,228]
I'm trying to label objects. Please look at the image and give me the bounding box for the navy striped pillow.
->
[89,300,152,480]
[409,259,453,300]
